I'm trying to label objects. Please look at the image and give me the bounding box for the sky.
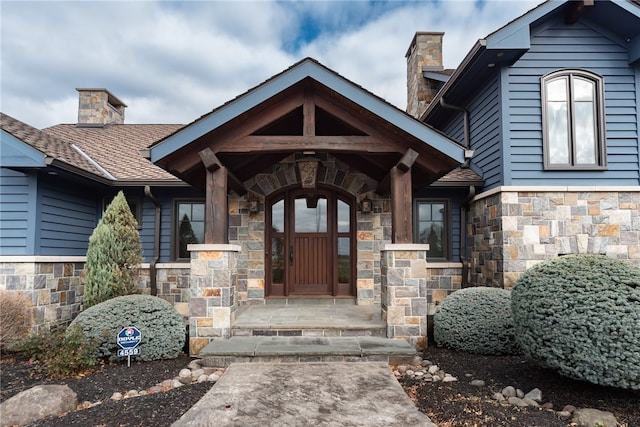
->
[1,0,541,130]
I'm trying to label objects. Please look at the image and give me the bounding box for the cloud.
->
[1,0,540,129]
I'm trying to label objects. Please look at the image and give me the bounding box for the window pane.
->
[547,78,567,102]
[191,203,205,221]
[271,199,284,232]
[271,237,285,284]
[547,101,569,164]
[337,199,350,232]
[295,196,327,232]
[418,203,431,220]
[574,101,596,164]
[431,203,444,221]
[177,202,204,259]
[337,237,350,283]
[573,77,594,102]
[417,202,446,259]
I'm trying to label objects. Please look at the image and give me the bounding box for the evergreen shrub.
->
[84,191,143,308]
[433,287,521,355]
[512,255,640,389]
[69,294,185,362]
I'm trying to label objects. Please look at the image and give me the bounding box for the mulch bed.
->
[2,347,639,427]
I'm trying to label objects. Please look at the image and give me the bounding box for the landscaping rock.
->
[0,384,77,427]
[470,379,485,387]
[572,408,618,427]
[524,388,542,402]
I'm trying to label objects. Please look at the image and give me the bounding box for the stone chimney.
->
[406,32,444,119]
[76,88,126,126]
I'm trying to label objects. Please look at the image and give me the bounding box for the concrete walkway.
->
[172,362,437,427]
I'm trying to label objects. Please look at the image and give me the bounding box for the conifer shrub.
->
[84,191,143,308]
[69,294,185,361]
[433,287,521,355]
[512,255,640,389]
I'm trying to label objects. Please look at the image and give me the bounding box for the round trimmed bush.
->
[512,255,640,389]
[434,287,520,355]
[70,295,185,361]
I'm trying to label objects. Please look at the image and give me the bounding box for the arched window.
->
[541,70,606,169]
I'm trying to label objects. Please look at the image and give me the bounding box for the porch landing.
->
[232,300,385,337]
[197,301,419,366]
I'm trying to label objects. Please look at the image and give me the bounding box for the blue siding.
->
[38,182,98,256]
[506,19,639,185]
[138,187,204,263]
[0,168,37,255]
[441,74,503,189]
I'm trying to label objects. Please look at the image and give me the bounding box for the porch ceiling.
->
[152,59,465,193]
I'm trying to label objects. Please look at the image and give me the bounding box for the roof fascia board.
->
[0,131,47,167]
[486,24,531,50]
[302,63,465,162]
[151,62,314,162]
[485,0,564,49]
[152,59,465,163]
[423,1,567,121]
[422,71,450,83]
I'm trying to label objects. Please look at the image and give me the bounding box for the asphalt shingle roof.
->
[43,123,184,182]
[1,112,103,176]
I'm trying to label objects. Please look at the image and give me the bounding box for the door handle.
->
[289,245,294,266]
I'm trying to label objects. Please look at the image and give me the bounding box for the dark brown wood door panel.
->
[291,235,330,295]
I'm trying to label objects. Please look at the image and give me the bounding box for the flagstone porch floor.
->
[197,300,419,366]
[232,300,385,337]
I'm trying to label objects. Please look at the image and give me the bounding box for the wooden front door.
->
[267,188,354,297]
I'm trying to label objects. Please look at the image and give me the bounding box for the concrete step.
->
[231,325,386,338]
[197,336,419,367]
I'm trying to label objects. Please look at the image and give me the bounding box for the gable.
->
[0,130,46,168]
[151,58,466,191]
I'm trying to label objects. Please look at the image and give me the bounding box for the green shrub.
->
[0,291,33,350]
[13,325,98,378]
[433,287,520,355]
[512,255,640,390]
[70,294,185,362]
[84,191,143,309]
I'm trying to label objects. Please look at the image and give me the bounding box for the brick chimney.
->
[76,88,126,126]
[406,32,444,119]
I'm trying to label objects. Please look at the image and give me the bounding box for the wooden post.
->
[390,166,413,243]
[204,166,228,244]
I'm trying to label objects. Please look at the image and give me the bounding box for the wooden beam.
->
[390,166,413,243]
[303,88,315,137]
[198,148,222,171]
[165,92,305,174]
[565,0,594,25]
[205,166,228,244]
[199,148,247,196]
[397,148,419,172]
[224,135,391,153]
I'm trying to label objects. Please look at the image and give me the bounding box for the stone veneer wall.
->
[0,259,84,333]
[0,259,191,332]
[231,154,391,305]
[425,263,463,316]
[468,188,640,288]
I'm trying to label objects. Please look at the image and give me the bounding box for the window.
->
[541,70,606,169]
[415,201,448,260]
[174,200,205,260]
